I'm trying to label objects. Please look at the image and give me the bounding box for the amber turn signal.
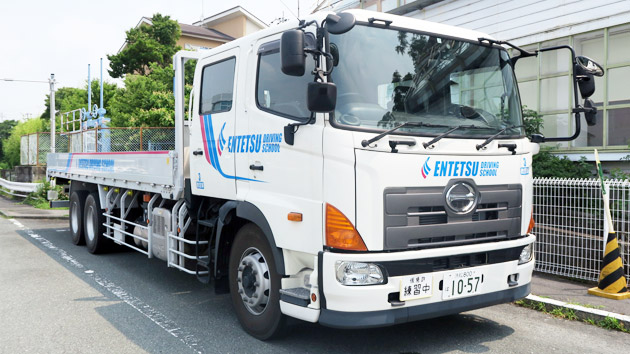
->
[527,211,535,234]
[325,203,367,251]
[287,212,303,222]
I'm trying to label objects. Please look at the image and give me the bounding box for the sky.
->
[0,0,325,122]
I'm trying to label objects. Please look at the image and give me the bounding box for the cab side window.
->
[256,41,315,120]
[200,58,236,114]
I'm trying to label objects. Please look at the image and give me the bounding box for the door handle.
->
[249,164,264,171]
[193,149,203,156]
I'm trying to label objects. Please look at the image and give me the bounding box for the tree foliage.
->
[522,106,544,137]
[108,63,177,127]
[0,120,18,164]
[108,14,181,78]
[532,149,592,178]
[2,118,47,168]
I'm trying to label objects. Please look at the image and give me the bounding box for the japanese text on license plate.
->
[399,274,433,301]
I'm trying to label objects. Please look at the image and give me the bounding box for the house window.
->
[514,24,630,150]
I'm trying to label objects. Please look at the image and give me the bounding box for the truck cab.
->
[185,9,603,337]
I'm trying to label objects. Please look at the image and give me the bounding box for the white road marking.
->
[11,219,205,354]
[9,219,25,228]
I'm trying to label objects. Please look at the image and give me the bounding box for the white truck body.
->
[48,9,601,339]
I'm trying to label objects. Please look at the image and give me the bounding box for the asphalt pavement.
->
[1,199,629,353]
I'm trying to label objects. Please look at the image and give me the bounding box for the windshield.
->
[329,25,525,138]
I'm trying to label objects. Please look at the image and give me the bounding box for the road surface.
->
[1,216,627,353]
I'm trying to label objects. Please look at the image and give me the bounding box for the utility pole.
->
[49,73,56,153]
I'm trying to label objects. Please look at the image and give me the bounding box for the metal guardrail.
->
[0,177,41,198]
[533,178,630,288]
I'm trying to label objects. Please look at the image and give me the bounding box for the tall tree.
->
[108,63,177,127]
[108,14,182,78]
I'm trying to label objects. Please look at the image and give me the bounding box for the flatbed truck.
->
[48,9,604,339]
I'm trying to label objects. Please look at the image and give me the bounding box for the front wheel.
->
[229,223,286,340]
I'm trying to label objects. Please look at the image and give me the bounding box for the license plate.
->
[399,274,433,301]
[442,269,485,300]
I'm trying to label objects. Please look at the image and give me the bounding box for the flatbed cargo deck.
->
[47,151,179,198]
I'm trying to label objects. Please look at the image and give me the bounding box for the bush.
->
[533,148,592,178]
[522,106,544,136]
[25,179,68,209]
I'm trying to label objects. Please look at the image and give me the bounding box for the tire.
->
[229,223,286,340]
[69,191,88,245]
[84,192,110,254]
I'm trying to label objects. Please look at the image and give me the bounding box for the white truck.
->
[47,9,604,339]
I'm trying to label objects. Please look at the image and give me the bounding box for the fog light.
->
[335,261,384,286]
[519,243,534,265]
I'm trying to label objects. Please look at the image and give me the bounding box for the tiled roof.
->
[179,23,234,42]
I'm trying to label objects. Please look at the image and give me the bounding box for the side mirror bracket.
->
[280,12,355,145]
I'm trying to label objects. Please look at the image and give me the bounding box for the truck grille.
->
[384,184,522,250]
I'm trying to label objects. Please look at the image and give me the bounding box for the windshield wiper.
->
[361,121,430,147]
[422,124,481,148]
[475,125,522,153]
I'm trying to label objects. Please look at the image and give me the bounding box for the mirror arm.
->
[479,37,537,57]
[531,45,587,143]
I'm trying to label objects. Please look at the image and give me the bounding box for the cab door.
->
[235,37,324,254]
[190,48,240,200]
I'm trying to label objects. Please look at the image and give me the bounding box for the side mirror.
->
[307,82,337,112]
[576,56,604,77]
[325,13,356,35]
[584,98,597,126]
[281,30,306,76]
[574,56,604,99]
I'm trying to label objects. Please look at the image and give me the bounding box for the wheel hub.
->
[85,206,95,242]
[71,201,79,233]
[237,248,270,315]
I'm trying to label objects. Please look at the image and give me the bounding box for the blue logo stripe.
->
[203,115,263,183]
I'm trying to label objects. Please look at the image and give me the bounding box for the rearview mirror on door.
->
[281,30,306,76]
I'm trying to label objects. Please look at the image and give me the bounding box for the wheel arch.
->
[214,201,286,278]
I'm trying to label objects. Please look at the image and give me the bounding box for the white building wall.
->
[406,0,630,45]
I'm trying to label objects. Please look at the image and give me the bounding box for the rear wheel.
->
[229,223,286,340]
[69,191,87,245]
[84,192,110,254]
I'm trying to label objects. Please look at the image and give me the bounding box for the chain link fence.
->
[20,127,175,165]
[533,178,630,287]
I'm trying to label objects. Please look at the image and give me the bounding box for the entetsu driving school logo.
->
[200,115,283,182]
[421,157,500,179]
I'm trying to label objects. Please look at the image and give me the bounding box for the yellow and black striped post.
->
[588,149,630,300]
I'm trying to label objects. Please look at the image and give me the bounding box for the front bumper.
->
[319,283,530,329]
[316,235,535,328]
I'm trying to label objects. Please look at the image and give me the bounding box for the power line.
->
[277,0,299,20]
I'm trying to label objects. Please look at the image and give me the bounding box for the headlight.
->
[335,261,385,286]
[518,243,534,265]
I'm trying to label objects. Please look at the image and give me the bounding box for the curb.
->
[0,209,68,220]
[524,294,630,329]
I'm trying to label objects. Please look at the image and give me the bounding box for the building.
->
[331,0,630,166]
[194,6,268,40]
[120,6,267,53]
